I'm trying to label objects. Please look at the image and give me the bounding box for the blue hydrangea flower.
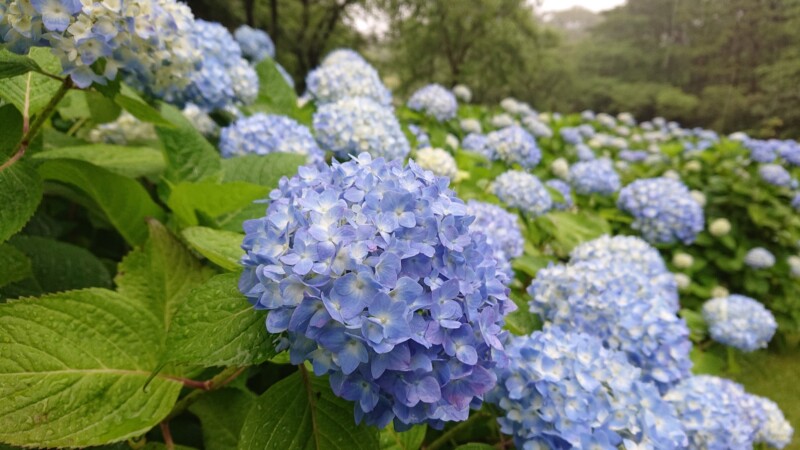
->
[306,56,392,106]
[793,193,800,211]
[492,171,552,217]
[322,48,367,66]
[234,25,275,62]
[461,133,493,160]
[528,258,692,392]
[570,235,679,310]
[744,247,776,269]
[575,143,596,161]
[617,177,705,245]
[239,154,515,429]
[750,395,794,449]
[408,125,431,149]
[778,140,800,166]
[522,116,553,138]
[1,0,201,91]
[219,113,323,163]
[559,127,583,145]
[489,328,688,450]
[545,179,573,211]
[465,201,523,280]
[407,84,458,122]
[313,96,410,161]
[619,149,649,162]
[743,139,780,163]
[486,125,541,169]
[569,158,621,196]
[759,163,797,188]
[665,376,758,449]
[702,295,776,352]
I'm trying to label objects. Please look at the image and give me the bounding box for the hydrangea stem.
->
[0,76,73,172]
[424,411,491,450]
[163,366,246,422]
[727,346,741,374]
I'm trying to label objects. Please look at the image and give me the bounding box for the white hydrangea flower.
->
[672,253,694,269]
[414,147,459,180]
[709,218,732,237]
[551,158,570,180]
[711,286,730,298]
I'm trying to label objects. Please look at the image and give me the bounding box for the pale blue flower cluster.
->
[176,20,258,110]
[750,395,794,448]
[744,247,776,269]
[407,84,458,122]
[219,113,323,163]
[528,258,692,392]
[545,179,573,210]
[778,140,800,166]
[408,125,431,149]
[313,96,410,161]
[744,139,779,163]
[239,154,515,429]
[702,295,777,352]
[465,201,524,279]
[759,163,796,188]
[619,149,649,162]
[461,133,492,160]
[0,0,200,91]
[234,25,275,63]
[793,193,800,211]
[486,125,541,169]
[489,328,688,450]
[306,51,392,106]
[576,143,595,160]
[617,177,705,245]
[665,376,758,450]
[560,127,584,145]
[569,158,620,195]
[492,171,552,217]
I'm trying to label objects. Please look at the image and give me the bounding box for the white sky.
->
[539,0,626,12]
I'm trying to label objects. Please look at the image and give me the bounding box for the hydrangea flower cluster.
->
[486,126,541,169]
[407,84,458,122]
[176,20,258,110]
[408,125,431,149]
[665,376,758,449]
[321,48,366,66]
[239,154,515,429]
[545,179,573,210]
[461,133,492,160]
[88,112,156,145]
[568,158,620,195]
[452,84,471,102]
[0,0,201,91]
[489,328,688,450]
[702,295,777,352]
[465,201,523,279]
[569,235,679,310]
[744,247,776,269]
[413,148,458,180]
[751,395,794,448]
[617,177,705,245]
[182,103,220,138]
[460,119,481,134]
[306,55,392,106]
[219,113,323,163]
[522,116,552,138]
[528,258,692,392]
[759,163,797,188]
[313,97,410,161]
[559,127,583,145]
[234,25,275,63]
[492,171,552,217]
[744,139,779,163]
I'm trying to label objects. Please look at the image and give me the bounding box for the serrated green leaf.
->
[543,211,610,255]
[239,370,379,450]
[1,236,111,298]
[167,181,268,232]
[250,59,297,116]
[34,144,165,178]
[0,105,23,157]
[189,389,255,450]
[38,159,165,245]
[181,227,244,271]
[116,221,214,340]
[115,94,172,127]
[164,273,274,367]
[380,423,426,450]
[0,48,62,115]
[0,49,43,79]
[58,90,121,123]
[221,153,306,188]
[0,161,43,244]
[0,243,31,289]
[0,288,183,447]
[156,104,221,184]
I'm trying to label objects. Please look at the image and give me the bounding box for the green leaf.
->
[181,227,244,271]
[512,254,553,278]
[156,104,221,184]
[189,389,255,450]
[542,211,610,255]
[0,288,183,447]
[1,236,111,298]
[0,161,43,244]
[164,273,275,367]
[38,159,165,245]
[690,347,726,376]
[454,444,495,450]
[58,90,121,123]
[221,153,306,188]
[34,144,165,178]
[0,243,30,289]
[0,49,43,79]
[116,221,214,340]
[679,308,708,342]
[250,58,297,116]
[0,48,62,115]
[0,104,23,157]
[115,94,173,127]
[380,423,426,450]
[239,370,379,450]
[167,181,268,232]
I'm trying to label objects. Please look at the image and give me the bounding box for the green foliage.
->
[0,243,31,289]
[221,153,306,187]
[0,161,42,243]
[156,104,222,184]
[34,144,165,178]
[380,423,426,450]
[189,389,255,450]
[181,227,244,271]
[0,49,44,79]
[0,48,62,115]
[167,181,268,232]
[249,58,297,117]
